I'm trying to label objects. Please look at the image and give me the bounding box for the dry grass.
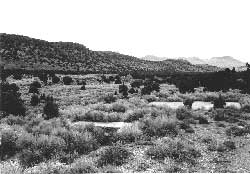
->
[2,76,250,173]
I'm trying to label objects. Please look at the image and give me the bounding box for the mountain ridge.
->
[0,33,220,73]
[141,55,245,68]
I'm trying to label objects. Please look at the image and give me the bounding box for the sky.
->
[1,0,250,62]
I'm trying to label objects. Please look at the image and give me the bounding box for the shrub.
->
[64,158,98,173]
[213,95,226,109]
[216,140,236,152]
[63,76,73,85]
[143,95,158,103]
[139,116,179,137]
[77,80,86,86]
[242,105,250,113]
[211,109,225,121]
[1,114,26,125]
[1,82,19,92]
[83,110,105,122]
[99,165,121,173]
[115,78,122,84]
[105,112,121,122]
[196,116,209,124]
[17,133,68,167]
[122,90,128,98]
[123,109,145,122]
[176,107,193,120]
[18,149,43,167]
[141,86,151,95]
[29,86,39,94]
[225,126,247,136]
[222,140,236,150]
[128,87,136,94]
[131,81,142,88]
[24,161,68,174]
[112,103,126,113]
[30,94,40,106]
[119,84,128,94]
[13,73,22,80]
[46,96,54,102]
[178,121,195,133]
[212,108,241,122]
[19,134,66,166]
[0,160,23,174]
[97,146,130,166]
[52,76,60,84]
[183,98,194,108]
[0,129,18,160]
[40,93,46,101]
[145,138,201,164]
[103,94,117,103]
[43,101,59,119]
[80,85,86,90]
[31,81,41,88]
[116,123,143,143]
[239,96,250,107]
[1,92,26,116]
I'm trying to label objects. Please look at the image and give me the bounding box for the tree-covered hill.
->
[0,33,220,73]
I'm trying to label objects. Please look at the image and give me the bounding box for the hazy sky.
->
[1,0,250,62]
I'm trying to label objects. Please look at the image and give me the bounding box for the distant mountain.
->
[0,33,220,73]
[179,57,206,65]
[142,55,245,69]
[207,56,245,68]
[141,55,168,61]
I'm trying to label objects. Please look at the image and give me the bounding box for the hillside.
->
[207,56,245,68]
[179,57,206,65]
[0,34,220,73]
[183,56,245,68]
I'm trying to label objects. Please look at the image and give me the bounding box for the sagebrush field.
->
[1,72,250,173]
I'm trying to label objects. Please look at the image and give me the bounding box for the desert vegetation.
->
[1,66,250,173]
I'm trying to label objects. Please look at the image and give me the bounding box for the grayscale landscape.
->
[1,0,250,173]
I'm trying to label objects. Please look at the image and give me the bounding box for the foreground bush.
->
[0,129,18,160]
[116,123,143,143]
[16,128,99,167]
[146,138,201,164]
[225,125,250,136]
[123,109,146,122]
[183,98,194,108]
[64,158,98,173]
[79,110,105,122]
[1,82,19,92]
[211,108,241,122]
[103,94,117,103]
[29,86,39,94]
[30,94,40,106]
[0,160,23,174]
[242,105,250,113]
[63,76,73,85]
[1,114,26,125]
[17,134,66,167]
[97,146,130,166]
[139,116,179,137]
[52,75,60,84]
[30,81,42,88]
[112,103,127,113]
[213,95,226,109]
[80,85,86,90]
[176,107,193,120]
[43,101,59,119]
[1,92,26,116]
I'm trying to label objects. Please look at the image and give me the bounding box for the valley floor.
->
[1,76,250,173]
